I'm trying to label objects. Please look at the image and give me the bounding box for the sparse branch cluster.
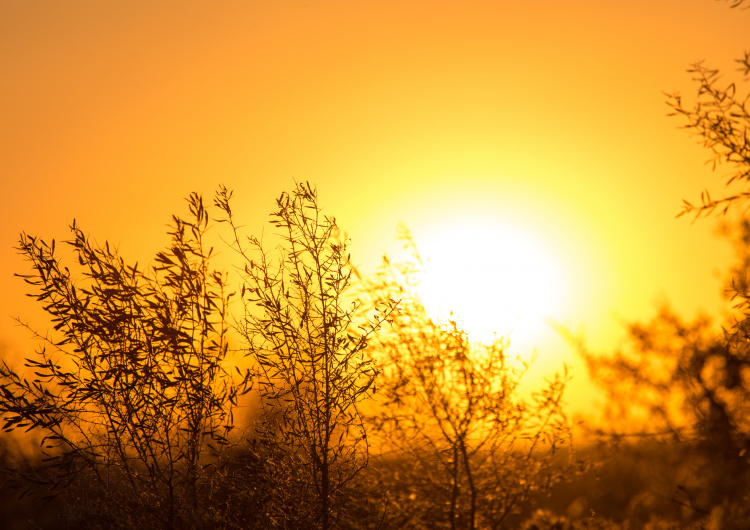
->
[215,182,396,528]
[361,228,576,530]
[1,194,253,528]
[667,55,750,217]
[569,27,750,526]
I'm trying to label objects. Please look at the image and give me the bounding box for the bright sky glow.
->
[414,217,566,347]
[1,0,746,414]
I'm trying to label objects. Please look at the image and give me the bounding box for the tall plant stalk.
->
[216,182,394,528]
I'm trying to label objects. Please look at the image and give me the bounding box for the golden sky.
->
[1,0,748,413]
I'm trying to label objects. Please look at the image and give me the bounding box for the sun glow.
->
[413,217,566,348]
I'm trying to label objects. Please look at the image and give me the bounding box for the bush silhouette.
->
[1,193,252,528]
[2,185,585,529]
[574,29,750,527]
[361,226,577,529]
[215,182,396,529]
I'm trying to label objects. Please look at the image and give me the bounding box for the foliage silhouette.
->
[573,307,750,522]
[575,18,750,526]
[361,226,577,530]
[720,0,750,8]
[215,182,396,529]
[1,193,252,529]
[666,48,750,217]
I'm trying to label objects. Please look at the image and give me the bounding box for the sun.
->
[412,216,566,347]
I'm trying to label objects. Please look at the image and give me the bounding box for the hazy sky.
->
[2,0,748,412]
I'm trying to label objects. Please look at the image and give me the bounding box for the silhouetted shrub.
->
[568,15,750,527]
[1,193,252,529]
[215,182,396,529]
[361,227,578,529]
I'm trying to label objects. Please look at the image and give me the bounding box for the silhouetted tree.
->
[362,227,576,530]
[1,193,252,529]
[576,16,750,526]
[216,182,395,529]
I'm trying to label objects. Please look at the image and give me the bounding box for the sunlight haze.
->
[410,215,567,348]
[1,0,748,417]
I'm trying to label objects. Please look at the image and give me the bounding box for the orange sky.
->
[1,0,748,414]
